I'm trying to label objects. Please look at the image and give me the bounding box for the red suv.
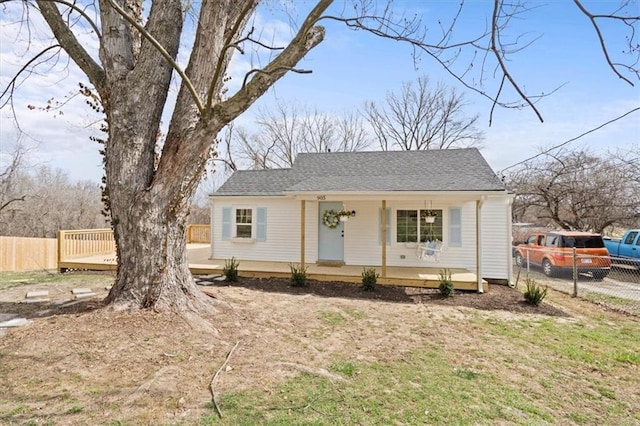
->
[515,231,611,280]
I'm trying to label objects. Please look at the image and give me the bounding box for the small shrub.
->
[361,268,379,291]
[289,263,308,287]
[438,269,454,297]
[524,277,548,306]
[223,257,239,282]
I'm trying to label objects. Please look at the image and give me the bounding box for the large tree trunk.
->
[38,0,329,315]
[105,191,213,313]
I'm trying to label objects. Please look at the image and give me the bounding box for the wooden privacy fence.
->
[0,236,58,271]
[187,224,211,243]
[1,226,211,272]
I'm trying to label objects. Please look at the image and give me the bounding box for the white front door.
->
[318,201,345,262]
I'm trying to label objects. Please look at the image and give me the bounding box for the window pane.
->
[419,209,443,241]
[396,210,418,243]
[236,208,252,238]
[236,209,252,224]
[236,224,252,238]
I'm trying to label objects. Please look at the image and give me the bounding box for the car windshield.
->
[559,236,604,248]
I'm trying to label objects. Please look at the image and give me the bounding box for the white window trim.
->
[232,206,255,242]
[394,208,445,244]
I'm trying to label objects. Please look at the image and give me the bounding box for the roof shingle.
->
[214,148,506,196]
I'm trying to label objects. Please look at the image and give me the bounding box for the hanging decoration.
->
[322,209,355,228]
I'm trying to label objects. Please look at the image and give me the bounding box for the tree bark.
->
[97,0,327,314]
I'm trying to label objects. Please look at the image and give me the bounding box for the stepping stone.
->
[75,292,97,299]
[23,298,51,304]
[72,288,93,295]
[214,276,227,281]
[26,290,49,299]
[0,313,18,322]
[0,317,29,328]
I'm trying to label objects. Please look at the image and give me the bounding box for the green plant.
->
[524,277,548,306]
[223,257,239,282]
[361,268,379,291]
[289,263,308,287]
[438,269,454,297]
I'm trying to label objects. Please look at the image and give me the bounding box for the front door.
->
[318,201,345,262]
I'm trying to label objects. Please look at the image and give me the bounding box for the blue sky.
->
[1,1,638,184]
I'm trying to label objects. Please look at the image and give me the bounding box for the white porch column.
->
[381,199,387,278]
[507,196,514,286]
[476,197,486,292]
[209,198,215,260]
[300,199,306,269]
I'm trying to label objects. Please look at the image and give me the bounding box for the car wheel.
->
[515,252,524,267]
[542,259,555,277]
[592,270,608,281]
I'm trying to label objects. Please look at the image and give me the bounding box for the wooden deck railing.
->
[187,224,211,243]
[57,225,211,261]
[58,229,116,261]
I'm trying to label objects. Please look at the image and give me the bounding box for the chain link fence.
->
[513,247,640,316]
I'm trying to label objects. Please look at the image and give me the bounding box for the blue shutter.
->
[378,208,391,245]
[256,207,267,242]
[222,207,231,240]
[449,207,462,247]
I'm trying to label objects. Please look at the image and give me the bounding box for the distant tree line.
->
[0,144,106,238]
[504,146,640,234]
[213,75,483,174]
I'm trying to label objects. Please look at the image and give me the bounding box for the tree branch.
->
[491,0,543,122]
[241,67,312,88]
[213,0,331,123]
[573,0,636,86]
[105,0,204,113]
[36,0,105,92]
[207,1,257,111]
[46,0,102,38]
[0,44,62,109]
[209,340,241,419]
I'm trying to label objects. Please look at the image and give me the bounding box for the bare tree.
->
[1,1,637,315]
[505,149,640,233]
[363,76,483,151]
[0,164,104,238]
[234,101,370,169]
[0,141,30,214]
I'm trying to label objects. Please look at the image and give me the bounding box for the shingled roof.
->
[214,148,506,196]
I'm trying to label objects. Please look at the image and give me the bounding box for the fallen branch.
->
[209,340,241,418]
[275,361,345,382]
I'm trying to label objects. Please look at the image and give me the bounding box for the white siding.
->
[342,201,478,268]
[212,198,302,262]
[480,198,511,281]
[211,195,512,281]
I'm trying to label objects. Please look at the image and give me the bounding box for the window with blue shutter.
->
[449,207,462,247]
[256,207,267,242]
[222,207,231,240]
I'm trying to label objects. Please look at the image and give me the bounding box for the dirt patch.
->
[214,277,569,317]
[0,273,605,425]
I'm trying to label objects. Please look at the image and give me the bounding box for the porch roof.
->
[213,148,507,196]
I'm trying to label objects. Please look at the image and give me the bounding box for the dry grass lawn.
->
[0,272,638,425]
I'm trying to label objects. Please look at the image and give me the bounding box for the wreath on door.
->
[322,210,340,228]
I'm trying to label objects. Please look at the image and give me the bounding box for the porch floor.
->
[59,244,487,291]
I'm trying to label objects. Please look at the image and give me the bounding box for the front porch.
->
[56,236,487,291]
[188,245,487,291]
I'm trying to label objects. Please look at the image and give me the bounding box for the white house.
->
[209,149,514,290]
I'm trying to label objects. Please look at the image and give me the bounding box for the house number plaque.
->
[316,195,326,200]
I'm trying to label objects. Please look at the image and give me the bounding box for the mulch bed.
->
[212,277,570,317]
